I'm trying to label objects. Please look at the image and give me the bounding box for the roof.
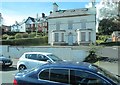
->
[48,8,95,19]
[25,17,35,23]
[41,61,98,72]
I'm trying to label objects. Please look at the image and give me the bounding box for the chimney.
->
[42,13,45,18]
[50,11,52,14]
[53,3,58,12]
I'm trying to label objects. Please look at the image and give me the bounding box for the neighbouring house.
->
[38,13,48,33]
[2,25,11,33]
[11,21,26,32]
[48,3,96,46]
[112,31,120,42]
[25,17,36,32]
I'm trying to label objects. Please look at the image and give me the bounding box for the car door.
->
[38,68,69,85]
[36,54,49,66]
[26,54,39,69]
[70,69,110,85]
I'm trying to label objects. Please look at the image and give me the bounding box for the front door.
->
[68,33,73,45]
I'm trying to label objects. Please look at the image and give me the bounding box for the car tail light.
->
[13,79,18,85]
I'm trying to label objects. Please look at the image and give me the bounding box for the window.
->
[68,20,73,29]
[89,32,91,41]
[37,54,49,61]
[25,54,37,60]
[56,22,60,30]
[61,33,64,42]
[70,70,107,85]
[54,33,59,42]
[81,32,86,41]
[39,69,49,80]
[81,19,86,29]
[50,69,69,84]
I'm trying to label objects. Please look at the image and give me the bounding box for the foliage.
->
[15,33,22,39]
[22,33,29,38]
[98,18,120,35]
[29,32,36,38]
[2,37,48,46]
[9,36,15,39]
[2,34,9,40]
[98,35,111,41]
[100,42,120,46]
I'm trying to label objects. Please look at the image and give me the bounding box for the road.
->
[0,59,119,84]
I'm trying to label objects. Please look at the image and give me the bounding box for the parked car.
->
[0,55,13,67]
[14,61,120,85]
[17,52,62,71]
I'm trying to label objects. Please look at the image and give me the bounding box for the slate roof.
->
[48,8,95,19]
[25,17,35,23]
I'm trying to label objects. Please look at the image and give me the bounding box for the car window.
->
[37,54,49,61]
[70,70,107,85]
[26,54,37,60]
[39,69,49,80]
[47,54,62,61]
[50,69,69,84]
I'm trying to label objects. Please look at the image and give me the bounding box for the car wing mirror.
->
[47,60,52,63]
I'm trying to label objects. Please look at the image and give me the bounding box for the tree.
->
[98,18,120,35]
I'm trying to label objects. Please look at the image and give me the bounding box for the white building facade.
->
[48,3,96,46]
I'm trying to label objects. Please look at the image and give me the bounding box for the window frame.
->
[70,69,111,85]
[38,68,70,84]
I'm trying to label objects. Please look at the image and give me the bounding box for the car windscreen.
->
[93,64,120,84]
[47,54,62,61]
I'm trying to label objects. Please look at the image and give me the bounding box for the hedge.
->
[2,37,48,46]
[99,42,120,46]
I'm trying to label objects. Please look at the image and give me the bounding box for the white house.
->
[48,3,96,46]
[11,20,26,32]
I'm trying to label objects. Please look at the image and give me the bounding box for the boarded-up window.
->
[81,19,86,29]
[81,32,86,41]
[61,33,64,42]
[54,33,59,42]
[56,22,60,30]
[68,20,73,29]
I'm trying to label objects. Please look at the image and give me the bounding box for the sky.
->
[1,1,100,26]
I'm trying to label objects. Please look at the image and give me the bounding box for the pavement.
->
[0,58,119,84]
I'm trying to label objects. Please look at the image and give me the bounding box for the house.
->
[25,15,48,33]
[11,21,26,32]
[25,17,36,32]
[48,3,96,46]
[112,31,120,42]
[38,13,48,33]
[1,25,11,33]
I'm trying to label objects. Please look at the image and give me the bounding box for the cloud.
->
[3,15,27,26]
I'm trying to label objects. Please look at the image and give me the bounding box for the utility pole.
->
[35,13,39,36]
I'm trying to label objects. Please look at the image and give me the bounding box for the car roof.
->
[40,61,98,72]
[23,52,52,55]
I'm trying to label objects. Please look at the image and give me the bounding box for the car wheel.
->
[19,65,26,71]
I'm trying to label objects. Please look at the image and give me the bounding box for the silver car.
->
[17,52,62,71]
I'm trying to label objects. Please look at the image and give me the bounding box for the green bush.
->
[15,33,22,39]
[100,42,120,46]
[98,35,110,41]
[2,37,48,46]
[22,33,29,38]
[9,36,15,39]
[29,32,36,38]
[2,34,9,40]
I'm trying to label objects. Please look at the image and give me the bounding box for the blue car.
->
[13,62,120,85]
